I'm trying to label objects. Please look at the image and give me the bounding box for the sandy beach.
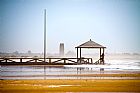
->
[1,73,140,93]
[1,60,140,92]
[1,79,140,92]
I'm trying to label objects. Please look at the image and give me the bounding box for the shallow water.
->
[0,59,140,80]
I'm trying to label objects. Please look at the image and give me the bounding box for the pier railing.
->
[0,57,93,65]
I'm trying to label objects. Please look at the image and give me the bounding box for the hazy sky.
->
[0,0,140,53]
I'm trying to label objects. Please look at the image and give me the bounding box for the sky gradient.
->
[0,0,140,54]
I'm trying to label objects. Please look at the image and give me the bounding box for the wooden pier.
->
[0,57,93,65]
[0,39,106,65]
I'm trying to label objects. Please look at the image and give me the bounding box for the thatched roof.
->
[76,39,106,48]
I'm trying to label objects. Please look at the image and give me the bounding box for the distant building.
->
[59,43,64,56]
[27,50,32,54]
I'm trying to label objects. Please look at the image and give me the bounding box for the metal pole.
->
[44,9,46,62]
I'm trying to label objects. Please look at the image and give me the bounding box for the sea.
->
[1,59,140,80]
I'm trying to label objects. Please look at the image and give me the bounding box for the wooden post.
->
[64,59,66,64]
[80,48,81,63]
[77,48,78,63]
[20,58,22,62]
[103,48,105,64]
[5,58,7,62]
[35,58,37,62]
[99,48,101,64]
[49,58,51,63]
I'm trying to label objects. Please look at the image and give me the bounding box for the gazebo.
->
[75,39,106,64]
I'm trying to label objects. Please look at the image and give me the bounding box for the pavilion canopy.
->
[76,39,106,48]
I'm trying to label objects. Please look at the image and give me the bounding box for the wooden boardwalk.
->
[0,57,93,65]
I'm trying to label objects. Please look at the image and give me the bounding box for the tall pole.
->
[44,9,46,62]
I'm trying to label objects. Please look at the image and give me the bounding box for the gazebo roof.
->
[76,39,106,48]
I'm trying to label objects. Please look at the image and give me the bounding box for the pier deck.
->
[0,57,93,65]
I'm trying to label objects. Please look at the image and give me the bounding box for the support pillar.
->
[80,48,81,63]
[77,48,78,63]
[20,58,22,62]
[102,48,105,64]
[99,48,101,64]
[64,59,66,64]
[49,58,51,64]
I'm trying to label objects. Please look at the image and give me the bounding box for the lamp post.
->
[44,9,46,62]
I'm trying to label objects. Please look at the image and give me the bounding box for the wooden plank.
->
[37,59,44,62]
[67,59,77,63]
[51,59,63,63]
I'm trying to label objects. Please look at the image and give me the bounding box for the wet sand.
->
[1,65,140,92]
[1,76,140,92]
